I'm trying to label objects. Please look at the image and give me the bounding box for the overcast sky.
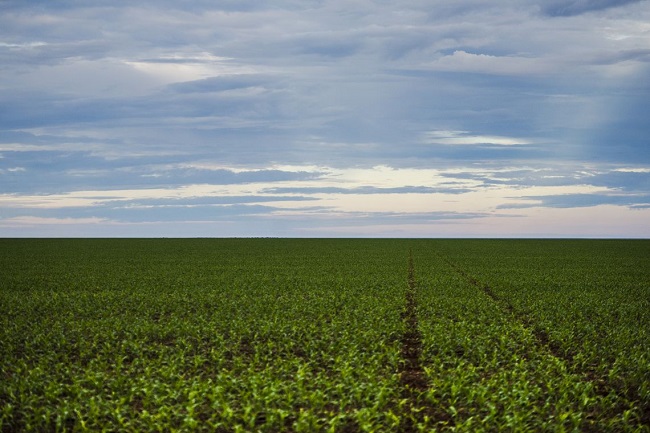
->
[1,0,649,237]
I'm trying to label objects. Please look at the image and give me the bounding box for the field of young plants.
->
[1,238,648,432]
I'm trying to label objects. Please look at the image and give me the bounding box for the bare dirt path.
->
[397,250,429,432]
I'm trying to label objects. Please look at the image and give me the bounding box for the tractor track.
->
[400,251,426,397]
[443,257,568,361]
[397,250,450,432]
[440,255,649,428]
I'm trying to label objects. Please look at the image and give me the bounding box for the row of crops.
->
[411,240,649,431]
[417,240,650,430]
[1,239,648,431]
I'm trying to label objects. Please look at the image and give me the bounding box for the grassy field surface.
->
[1,239,648,432]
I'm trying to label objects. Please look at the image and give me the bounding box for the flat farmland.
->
[1,239,648,432]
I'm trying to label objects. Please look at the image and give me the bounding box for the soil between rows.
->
[397,251,430,432]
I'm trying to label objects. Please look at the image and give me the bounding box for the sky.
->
[1,0,649,238]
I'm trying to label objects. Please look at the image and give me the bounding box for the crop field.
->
[1,239,649,432]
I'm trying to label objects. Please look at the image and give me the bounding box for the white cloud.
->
[0,41,49,49]
[0,163,612,216]
[614,167,650,173]
[0,216,107,227]
[422,130,533,146]
[124,52,259,85]
[0,166,25,174]
[427,50,552,75]
[177,163,326,174]
[0,143,98,152]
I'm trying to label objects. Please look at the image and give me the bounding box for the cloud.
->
[0,216,107,227]
[499,192,650,209]
[264,186,473,195]
[169,74,276,94]
[614,167,650,173]
[540,0,646,17]
[422,130,533,146]
[1,1,649,236]
[427,50,553,75]
[0,167,26,173]
[124,52,260,85]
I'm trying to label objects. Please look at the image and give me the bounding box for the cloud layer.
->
[1,0,649,237]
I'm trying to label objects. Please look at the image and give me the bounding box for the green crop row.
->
[423,239,650,430]
[1,239,408,432]
[1,239,648,432]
